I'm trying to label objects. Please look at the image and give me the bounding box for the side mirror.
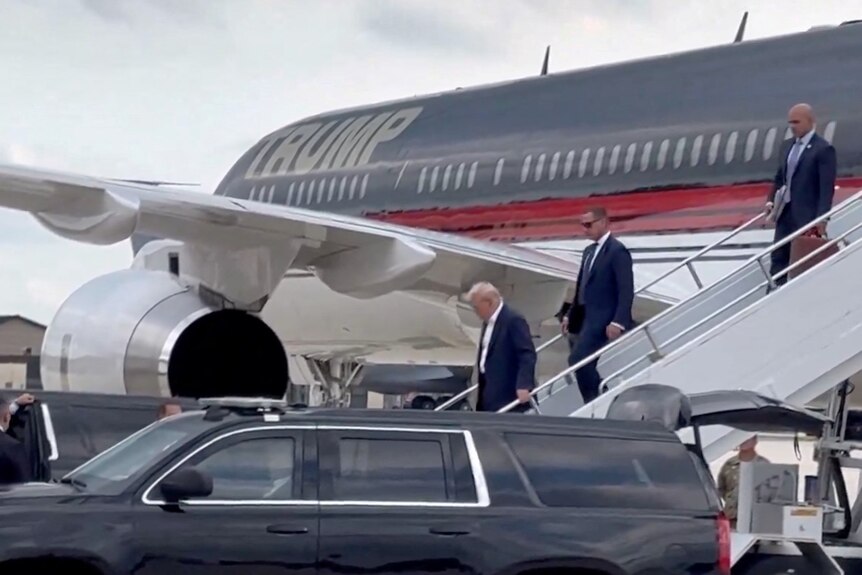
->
[159,467,213,503]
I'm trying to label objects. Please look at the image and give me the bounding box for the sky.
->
[1,0,860,325]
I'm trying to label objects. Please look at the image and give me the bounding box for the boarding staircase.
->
[438,189,862,463]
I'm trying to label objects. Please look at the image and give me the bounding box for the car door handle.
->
[429,527,471,536]
[267,525,309,535]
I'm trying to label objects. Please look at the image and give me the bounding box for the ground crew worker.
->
[717,435,770,525]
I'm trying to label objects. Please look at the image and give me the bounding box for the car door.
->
[131,425,318,575]
[317,426,485,575]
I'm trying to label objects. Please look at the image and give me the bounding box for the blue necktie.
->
[577,244,596,305]
[787,140,804,198]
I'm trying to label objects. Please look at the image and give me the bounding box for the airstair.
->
[435,207,772,412]
[512,188,862,461]
[438,189,862,464]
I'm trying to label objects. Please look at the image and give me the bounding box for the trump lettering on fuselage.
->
[245,106,423,178]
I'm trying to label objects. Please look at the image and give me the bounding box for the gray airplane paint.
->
[214,23,862,218]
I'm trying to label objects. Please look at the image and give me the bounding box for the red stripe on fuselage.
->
[369,178,862,242]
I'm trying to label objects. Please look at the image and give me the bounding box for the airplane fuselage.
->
[216,23,862,244]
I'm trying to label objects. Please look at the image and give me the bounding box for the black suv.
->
[0,387,749,575]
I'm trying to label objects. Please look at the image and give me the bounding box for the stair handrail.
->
[435,208,767,412]
[495,190,862,414]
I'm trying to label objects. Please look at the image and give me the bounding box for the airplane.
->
[1,20,861,404]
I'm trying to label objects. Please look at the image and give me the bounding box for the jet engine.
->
[39,269,288,398]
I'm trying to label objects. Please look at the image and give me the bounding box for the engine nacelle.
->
[40,269,288,398]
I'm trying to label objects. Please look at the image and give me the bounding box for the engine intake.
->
[40,269,287,398]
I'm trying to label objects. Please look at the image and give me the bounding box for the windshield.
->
[63,410,214,495]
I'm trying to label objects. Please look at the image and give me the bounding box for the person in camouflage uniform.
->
[717,435,770,525]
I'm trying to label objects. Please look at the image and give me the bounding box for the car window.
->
[182,436,296,501]
[330,437,448,502]
[506,433,711,510]
[76,404,158,454]
[64,412,213,495]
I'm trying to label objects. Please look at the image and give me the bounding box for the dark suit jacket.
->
[476,304,537,412]
[567,234,635,336]
[0,430,30,485]
[769,133,837,226]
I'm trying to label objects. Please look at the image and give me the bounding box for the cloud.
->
[1,0,861,326]
[357,1,495,55]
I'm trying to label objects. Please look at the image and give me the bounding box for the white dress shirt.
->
[479,300,504,374]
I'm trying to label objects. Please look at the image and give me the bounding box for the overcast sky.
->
[1,0,860,325]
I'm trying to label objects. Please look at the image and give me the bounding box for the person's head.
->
[0,397,11,431]
[467,281,502,322]
[739,435,758,453]
[580,207,610,242]
[788,103,815,139]
[157,400,182,420]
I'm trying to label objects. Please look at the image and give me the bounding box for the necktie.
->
[787,140,803,197]
[577,244,597,304]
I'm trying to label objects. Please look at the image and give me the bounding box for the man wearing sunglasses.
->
[561,207,634,404]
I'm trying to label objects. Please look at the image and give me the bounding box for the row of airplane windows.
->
[250,121,838,205]
[418,122,838,194]
[249,173,370,206]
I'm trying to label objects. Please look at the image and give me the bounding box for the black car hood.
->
[0,481,80,501]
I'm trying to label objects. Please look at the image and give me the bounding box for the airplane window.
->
[763,128,777,161]
[725,131,739,164]
[690,135,704,167]
[744,129,759,162]
[248,186,256,201]
[287,182,295,205]
[468,162,478,187]
[609,145,621,175]
[268,185,275,203]
[521,155,532,184]
[673,138,686,169]
[298,181,307,205]
[306,183,314,205]
[784,126,793,140]
[578,149,590,178]
[430,166,439,192]
[657,139,670,170]
[593,147,605,176]
[824,120,837,144]
[360,174,369,199]
[640,142,652,172]
[549,152,560,181]
[563,151,575,179]
[350,175,358,200]
[328,178,337,202]
[455,163,465,190]
[708,133,722,165]
[418,167,427,193]
[533,154,545,182]
[442,165,452,191]
[534,153,546,182]
[339,176,347,201]
[624,143,636,173]
[493,159,504,186]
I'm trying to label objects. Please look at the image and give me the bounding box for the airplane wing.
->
[0,164,572,318]
[0,163,670,324]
